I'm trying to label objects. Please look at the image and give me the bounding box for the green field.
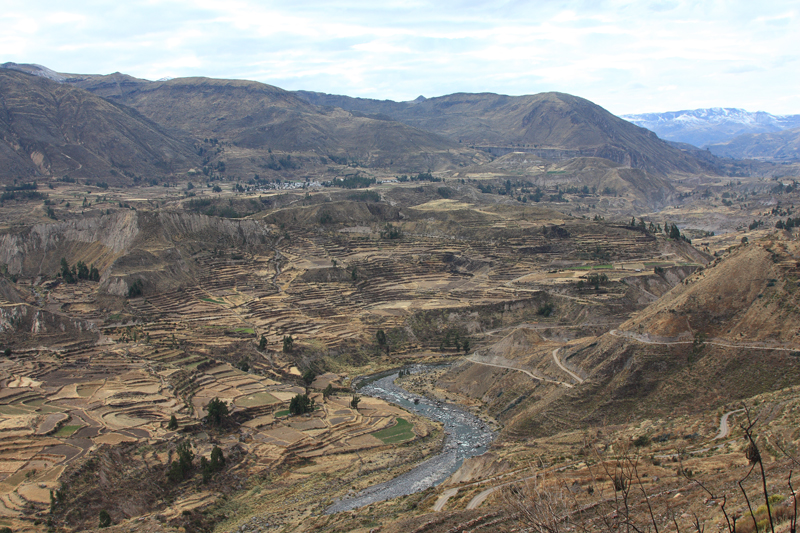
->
[569,264,613,270]
[55,425,82,437]
[201,297,226,305]
[275,409,290,417]
[235,392,280,407]
[371,417,415,444]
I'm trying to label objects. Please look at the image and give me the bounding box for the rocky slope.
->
[507,234,800,436]
[77,76,486,172]
[0,210,275,295]
[0,69,200,184]
[296,90,714,176]
[706,126,800,162]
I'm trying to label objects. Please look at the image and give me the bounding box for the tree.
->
[463,339,470,354]
[289,394,314,415]
[323,383,333,401]
[167,414,178,430]
[282,335,294,353]
[376,329,387,347]
[76,260,89,280]
[258,335,267,351]
[210,445,225,470]
[128,279,144,298]
[586,273,608,290]
[167,441,194,483]
[350,394,361,410]
[99,509,111,528]
[376,329,389,355]
[669,223,681,240]
[60,258,75,283]
[205,397,229,426]
[201,445,225,482]
[302,369,316,391]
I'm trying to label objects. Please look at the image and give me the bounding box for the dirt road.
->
[551,347,584,384]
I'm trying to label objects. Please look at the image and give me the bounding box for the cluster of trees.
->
[775,217,800,230]
[166,441,195,482]
[665,223,691,243]
[329,176,376,189]
[60,258,100,283]
[128,279,144,298]
[289,393,315,415]
[376,329,390,355]
[536,302,554,317]
[200,446,225,483]
[1,182,46,203]
[166,441,225,484]
[395,172,442,183]
[440,329,470,353]
[205,398,229,426]
[264,153,298,171]
[577,273,609,290]
[380,224,403,239]
[282,335,294,353]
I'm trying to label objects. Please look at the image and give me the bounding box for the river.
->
[325,365,496,514]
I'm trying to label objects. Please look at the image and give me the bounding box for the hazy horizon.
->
[3,0,798,115]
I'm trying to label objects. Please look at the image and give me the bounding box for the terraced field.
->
[0,193,711,531]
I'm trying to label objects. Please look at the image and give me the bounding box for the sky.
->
[2,0,798,115]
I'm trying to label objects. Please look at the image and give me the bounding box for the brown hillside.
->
[485,327,545,360]
[0,70,200,184]
[298,90,713,176]
[619,237,800,344]
[93,77,485,171]
[503,234,800,437]
[707,126,800,161]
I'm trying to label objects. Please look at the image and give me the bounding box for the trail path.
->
[467,485,500,510]
[466,355,573,388]
[433,488,459,512]
[551,347,584,384]
[714,408,744,440]
[609,330,799,352]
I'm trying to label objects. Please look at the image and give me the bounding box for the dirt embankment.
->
[0,210,276,296]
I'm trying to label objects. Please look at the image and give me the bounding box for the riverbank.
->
[326,367,496,513]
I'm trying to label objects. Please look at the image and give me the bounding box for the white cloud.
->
[0,0,798,114]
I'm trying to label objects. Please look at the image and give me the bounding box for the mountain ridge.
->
[623,107,800,148]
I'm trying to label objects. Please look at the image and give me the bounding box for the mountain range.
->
[1,62,794,187]
[622,107,800,150]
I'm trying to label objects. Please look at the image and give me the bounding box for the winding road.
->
[466,355,574,388]
[551,347,584,384]
[713,408,744,440]
[609,329,800,353]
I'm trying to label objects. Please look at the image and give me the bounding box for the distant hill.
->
[296,90,715,176]
[706,127,800,162]
[0,69,200,184]
[76,76,484,173]
[622,108,800,148]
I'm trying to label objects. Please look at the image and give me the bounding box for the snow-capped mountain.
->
[0,62,66,82]
[622,108,800,147]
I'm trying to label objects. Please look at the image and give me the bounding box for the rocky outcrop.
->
[0,211,275,295]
